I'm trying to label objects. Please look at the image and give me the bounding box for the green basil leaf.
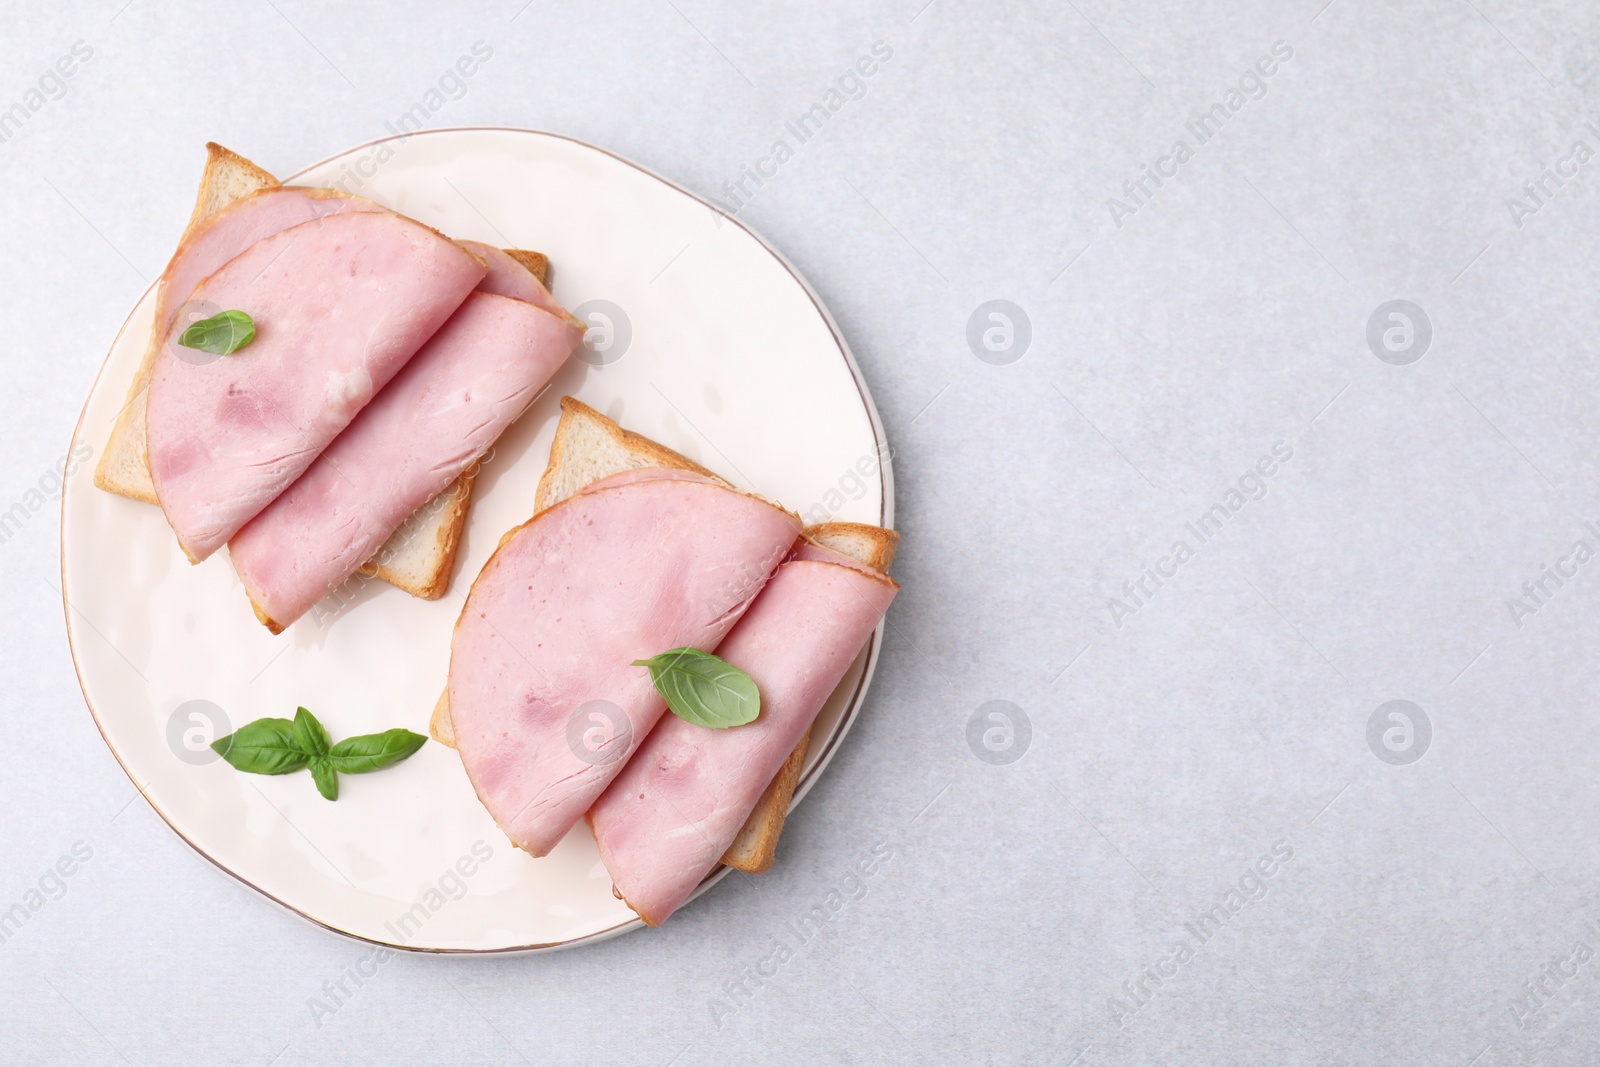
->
[210,717,310,775]
[327,729,428,774]
[309,757,339,801]
[179,310,256,355]
[293,707,329,758]
[632,648,760,729]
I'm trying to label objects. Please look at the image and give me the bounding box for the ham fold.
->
[448,469,802,857]
[156,188,384,350]
[112,188,384,496]
[587,544,897,925]
[146,211,487,560]
[458,241,565,314]
[228,286,586,631]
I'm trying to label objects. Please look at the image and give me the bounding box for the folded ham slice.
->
[458,241,566,314]
[146,211,487,560]
[448,469,802,857]
[587,543,897,925]
[108,189,384,497]
[157,188,384,348]
[228,287,585,631]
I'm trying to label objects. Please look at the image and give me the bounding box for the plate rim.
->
[60,125,894,955]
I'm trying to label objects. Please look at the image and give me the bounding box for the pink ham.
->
[228,290,584,630]
[448,470,802,857]
[155,188,384,345]
[457,241,565,314]
[146,211,487,560]
[587,554,897,925]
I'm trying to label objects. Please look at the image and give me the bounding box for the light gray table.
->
[5,1,1600,1063]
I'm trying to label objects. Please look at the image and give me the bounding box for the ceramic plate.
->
[60,128,892,953]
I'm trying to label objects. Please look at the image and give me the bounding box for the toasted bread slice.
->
[431,400,893,874]
[93,142,554,603]
[186,142,280,229]
[533,396,725,513]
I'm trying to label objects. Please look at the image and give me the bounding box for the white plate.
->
[60,128,892,953]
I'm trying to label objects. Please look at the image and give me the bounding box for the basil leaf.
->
[309,757,339,801]
[179,310,255,355]
[632,648,760,729]
[209,714,424,799]
[327,729,428,773]
[210,717,310,775]
[293,707,329,758]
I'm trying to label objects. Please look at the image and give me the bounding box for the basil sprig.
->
[633,649,760,729]
[179,310,256,355]
[211,707,426,801]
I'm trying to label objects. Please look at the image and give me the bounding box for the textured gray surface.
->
[4,0,1600,1063]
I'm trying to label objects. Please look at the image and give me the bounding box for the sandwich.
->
[443,415,803,856]
[433,399,898,915]
[94,143,566,604]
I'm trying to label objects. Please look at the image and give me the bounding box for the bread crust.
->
[429,687,456,747]
[502,249,550,286]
